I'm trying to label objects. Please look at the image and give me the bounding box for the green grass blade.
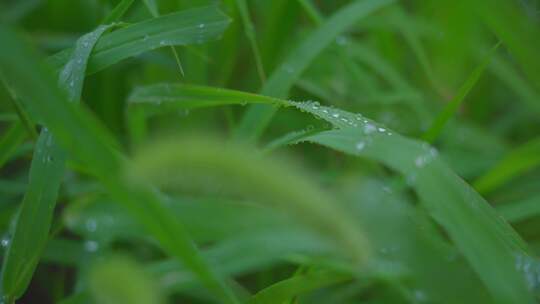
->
[498,194,540,223]
[142,0,159,17]
[297,0,324,24]
[234,0,395,142]
[129,83,287,112]
[475,0,540,92]
[234,0,266,84]
[127,82,535,303]
[302,126,534,304]
[102,0,135,24]
[0,24,110,301]
[474,137,540,195]
[47,6,231,76]
[486,52,540,114]
[0,122,26,169]
[248,270,349,304]
[141,0,185,77]
[0,26,239,304]
[422,42,500,143]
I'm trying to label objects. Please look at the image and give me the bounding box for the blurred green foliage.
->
[0,0,540,303]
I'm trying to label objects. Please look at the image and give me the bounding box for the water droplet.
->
[378,127,386,132]
[143,35,149,41]
[84,240,99,252]
[515,253,540,293]
[355,141,365,151]
[332,113,340,118]
[198,23,205,29]
[160,40,166,46]
[85,218,97,232]
[283,65,294,74]
[413,290,428,302]
[69,80,74,87]
[364,123,376,134]
[1,237,10,248]
[406,173,417,186]
[336,36,348,46]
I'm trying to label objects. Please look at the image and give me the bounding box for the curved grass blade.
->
[0,26,239,304]
[141,0,185,77]
[234,0,266,84]
[234,0,395,142]
[474,137,540,195]
[498,194,540,223]
[47,6,231,76]
[248,270,350,304]
[297,0,324,24]
[102,0,135,24]
[422,42,500,143]
[127,82,535,303]
[475,0,540,92]
[301,127,534,304]
[130,137,371,265]
[486,52,540,114]
[0,24,112,302]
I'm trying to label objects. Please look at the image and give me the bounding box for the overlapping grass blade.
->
[234,0,266,83]
[475,0,540,92]
[47,6,230,76]
[0,25,239,304]
[128,82,535,303]
[301,125,533,304]
[102,0,135,24]
[234,0,395,142]
[498,195,540,223]
[0,24,111,301]
[486,52,540,114]
[422,42,500,143]
[248,270,350,304]
[474,137,540,195]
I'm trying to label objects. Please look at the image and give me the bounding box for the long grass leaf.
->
[422,43,500,143]
[128,82,535,303]
[474,137,540,194]
[498,195,540,223]
[234,0,395,142]
[234,0,265,84]
[0,26,239,304]
[47,6,231,76]
[302,126,534,304]
[102,0,135,24]
[248,271,350,304]
[0,24,111,302]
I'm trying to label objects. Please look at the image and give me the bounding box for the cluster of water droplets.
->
[515,253,540,295]
[414,143,439,169]
[1,234,10,249]
[292,100,395,154]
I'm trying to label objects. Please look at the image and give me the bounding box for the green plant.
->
[0,1,539,303]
